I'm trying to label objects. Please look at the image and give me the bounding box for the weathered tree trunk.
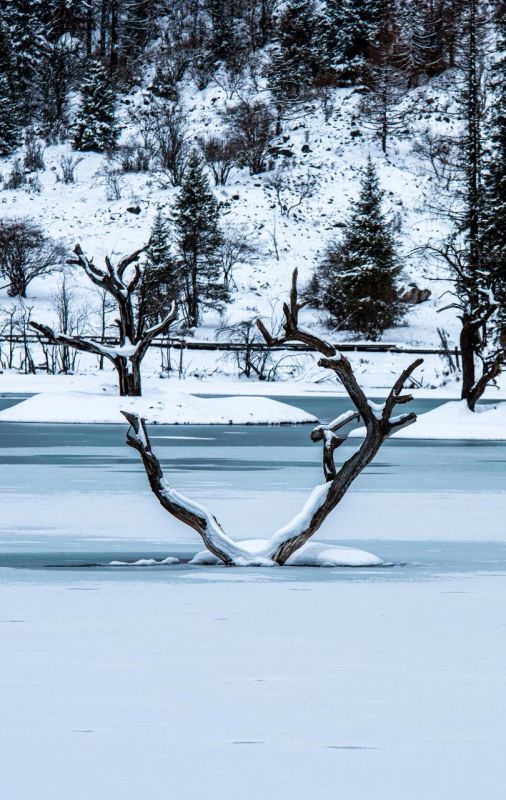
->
[460,313,477,405]
[116,358,142,397]
[31,244,178,397]
[123,270,422,566]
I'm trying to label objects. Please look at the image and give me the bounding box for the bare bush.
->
[56,154,82,184]
[0,307,20,369]
[139,100,188,186]
[113,139,152,173]
[101,166,124,200]
[198,133,242,185]
[23,133,45,172]
[223,99,275,175]
[264,167,317,217]
[218,318,278,380]
[5,159,26,190]
[219,225,260,290]
[27,176,43,194]
[412,130,460,190]
[213,64,248,100]
[0,218,65,297]
[49,274,89,373]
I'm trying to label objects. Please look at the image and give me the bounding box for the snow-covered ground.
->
[2,560,506,800]
[348,400,506,441]
[0,73,465,381]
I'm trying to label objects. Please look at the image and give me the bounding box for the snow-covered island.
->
[0,390,317,425]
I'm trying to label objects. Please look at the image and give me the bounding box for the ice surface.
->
[1,562,506,800]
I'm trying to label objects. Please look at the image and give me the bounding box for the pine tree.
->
[313,157,404,339]
[138,209,180,330]
[395,0,439,87]
[482,9,506,333]
[0,20,21,154]
[73,59,118,152]
[173,151,227,327]
[267,0,322,108]
[0,76,22,155]
[1,0,47,120]
[323,0,384,84]
[361,3,406,153]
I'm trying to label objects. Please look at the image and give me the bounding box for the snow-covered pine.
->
[266,0,322,110]
[173,149,228,327]
[73,59,118,152]
[140,208,180,328]
[1,0,46,121]
[482,8,506,339]
[322,0,383,85]
[311,156,405,340]
[0,74,21,156]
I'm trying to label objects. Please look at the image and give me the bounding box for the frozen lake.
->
[0,393,504,551]
[0,394,505,799]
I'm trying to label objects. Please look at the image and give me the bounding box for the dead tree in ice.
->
[30,244,178,396]
[122,270,422,566]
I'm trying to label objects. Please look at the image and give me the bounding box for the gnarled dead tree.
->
[123,270,422,566]
[426,241,505,411]
[30,244,178,396]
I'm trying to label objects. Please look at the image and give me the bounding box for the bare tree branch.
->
[124,270,422,566]
[32,243,176,395]
[122,412,246,566]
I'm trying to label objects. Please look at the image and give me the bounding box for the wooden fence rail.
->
[0,334,460,358]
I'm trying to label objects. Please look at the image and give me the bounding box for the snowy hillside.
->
[0,74,465,383]
[0,0,503,400]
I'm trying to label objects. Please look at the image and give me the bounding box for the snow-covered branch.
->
[32,242,178,396]
[124,271,422,566]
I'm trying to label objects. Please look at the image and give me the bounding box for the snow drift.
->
[350,400,506,440]
[0,390,317,425]
[190,540,384,567]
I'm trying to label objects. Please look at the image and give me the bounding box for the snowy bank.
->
[190,540,384,567]
[0,391,316,425]
[350,400,506,440]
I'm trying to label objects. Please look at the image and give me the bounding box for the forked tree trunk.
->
[116,359,142,397]
[123,270,423,566]
[31,244,178,397]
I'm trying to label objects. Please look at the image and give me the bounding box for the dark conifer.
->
[173,151,227,327]
[0,21,22,154]
[73,59,118,152]
[323,0,383,84]
[313,157,404,339]
[267,0,321,107]
[138,209,181,331]
[482,10,506,329]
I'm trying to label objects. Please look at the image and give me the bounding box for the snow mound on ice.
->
[109,557,179,566]
[350,400,506,441]
[190,539,383,567]
[0,391,316,425]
